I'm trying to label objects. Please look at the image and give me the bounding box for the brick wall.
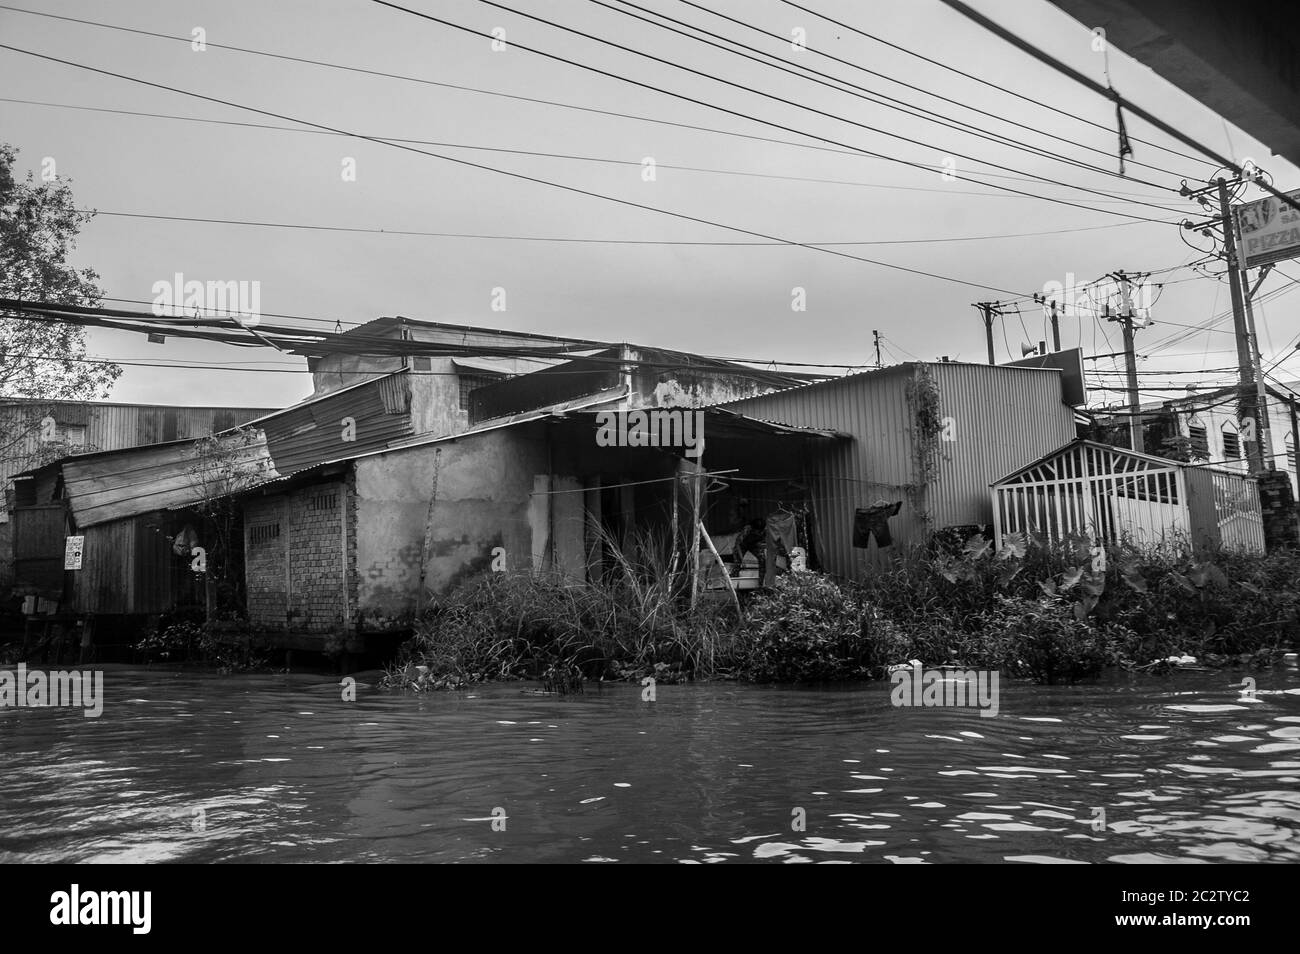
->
[245,495,286,626]
[244,480,354,630]
[1257,470,1299,551]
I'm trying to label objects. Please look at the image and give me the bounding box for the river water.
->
[2,664,1298,863]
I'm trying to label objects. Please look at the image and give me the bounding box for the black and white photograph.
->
[0,0,1295,914]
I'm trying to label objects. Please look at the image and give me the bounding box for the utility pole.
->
[1048,299,1061,352]
[1107,270,1144,453]
[1216,178,1268,474]
[1239,252,1276,472]
[975,302,997,365]
[872,329,882,369]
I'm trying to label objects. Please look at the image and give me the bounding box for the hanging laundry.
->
[800,506,822,571]
[853,500,902,549]
[763,512,799,587]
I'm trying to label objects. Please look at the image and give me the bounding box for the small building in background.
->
[0,400,277,588]
[990,439,1265,553]
[1124,382,1300,496]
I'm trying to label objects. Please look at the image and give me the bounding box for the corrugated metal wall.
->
[0,402,276,487]
[723,363,1077,578]
[67,511,201,614]
[927,363,1078,530]
[11,503,67,596]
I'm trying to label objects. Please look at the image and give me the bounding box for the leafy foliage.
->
[736,573,899,682]
[0,143,121,465]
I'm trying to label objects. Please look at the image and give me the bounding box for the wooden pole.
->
[688,459,703,612]
[700,522,740,615]
[669,465,679,585]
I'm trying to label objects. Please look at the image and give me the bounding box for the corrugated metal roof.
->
[60,431,280,528]
[0,402,278,486]
[259,373,415,475]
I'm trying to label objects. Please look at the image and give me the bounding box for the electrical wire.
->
[596,0,1189,194]
[0,42,1035,296]
[442,0,1184,218]
[0,97,1191,206]
[671,0,1200,183]
[81,208,1159,247]
[775,0,1218,170]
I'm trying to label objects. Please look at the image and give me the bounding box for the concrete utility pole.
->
[873,329,882,368]
[1106,270,1144,453]
[1048,298,1061,352]
[1239,253,1276,472]
[1216,178,1269,474]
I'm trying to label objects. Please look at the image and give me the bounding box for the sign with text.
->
[1235,188,1300,268]
[64,535,84,570]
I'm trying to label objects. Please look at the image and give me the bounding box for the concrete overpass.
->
[1047,0,1300,168]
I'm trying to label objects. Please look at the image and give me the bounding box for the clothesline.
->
[527,468,739,496]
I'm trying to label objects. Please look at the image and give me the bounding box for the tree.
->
[186,427,274,618]
[0,142,122,470]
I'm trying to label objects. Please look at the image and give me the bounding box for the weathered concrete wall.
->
[408,357,465,438]
[309,354,405,398]
[353,424,549,626]
[625,347,779,409]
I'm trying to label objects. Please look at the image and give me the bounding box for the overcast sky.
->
[2,0,1296,411]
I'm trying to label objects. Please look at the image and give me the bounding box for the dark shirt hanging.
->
[853,501,902,549]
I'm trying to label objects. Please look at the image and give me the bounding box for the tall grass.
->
[381,528,1300,691]
[381,526,739,692]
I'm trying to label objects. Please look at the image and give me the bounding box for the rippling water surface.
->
[2,665,1299,863]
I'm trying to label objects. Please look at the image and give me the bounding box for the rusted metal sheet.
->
[59,431,279,528]
[259,372,415,474]
[11,503,67,596]
[70,518,134,614]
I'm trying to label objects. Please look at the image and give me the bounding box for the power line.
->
[935,0,1300,219]
[0,43,1033,296]
[672,0,1199,183]
[82,208,1157,247]
[0,96,1175,207]
[0,10,1176,201]
[443,0,1182,218]
[775,0,1218,170]
[593,0,1189,194]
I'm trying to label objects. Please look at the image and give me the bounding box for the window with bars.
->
[1188,424,1209,458]
[1222,428,1241,460]
[310,492,338,511]
[249,523,280,546]
[459,374,497,411]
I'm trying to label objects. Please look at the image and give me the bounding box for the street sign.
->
[64,535,84,570]
[1235,188,1300,268]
